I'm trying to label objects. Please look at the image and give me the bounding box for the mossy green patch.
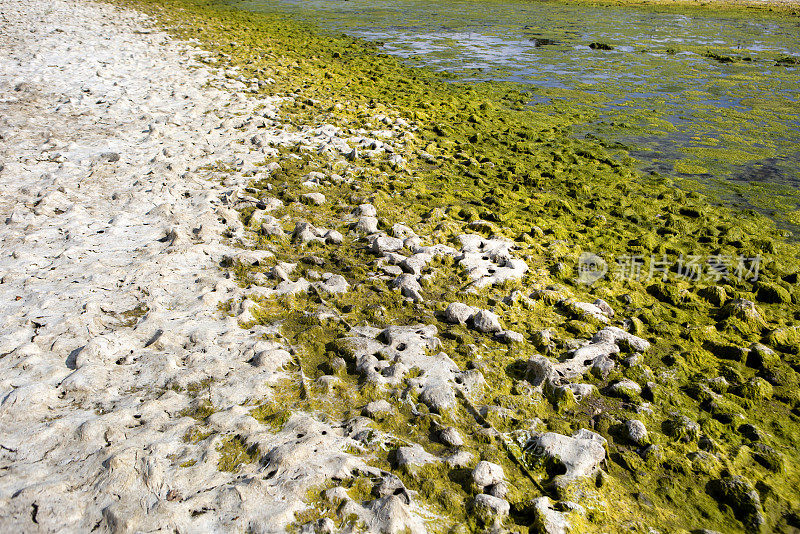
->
[217,435,260,472]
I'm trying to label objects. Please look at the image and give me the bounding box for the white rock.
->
[315,274,349,294]
[471,309,502,333]
[300,192,326,205]
[370,235,404,254]
[445,450,474,468]
[625,419,648,445]
[390,223,416,239]
[530,429,606,485]
[391,274,423,302]
[419,380,456,412]
[495,329,524,344]
[609,379,642,398]
[443,302,476,325]
[593,298,615,317]
[363,399,392,418]
[473,493,510,519]
[472,460,504,488]
[356,203,377,217]
[324,229,344,245]
[353,216,379,234]
[439,426,464,447]
[251,349,292,370]
[531,496,571,534]
[396,444,439,467]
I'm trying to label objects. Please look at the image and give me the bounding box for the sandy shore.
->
[0,0,401,531]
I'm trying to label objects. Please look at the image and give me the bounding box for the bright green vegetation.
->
[117,0,800,531]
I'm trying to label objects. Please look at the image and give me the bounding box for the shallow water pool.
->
[231,0,800,223]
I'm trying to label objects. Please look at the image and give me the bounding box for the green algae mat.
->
[119,0,800,531]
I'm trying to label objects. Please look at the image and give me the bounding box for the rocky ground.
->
[2,0,800,533]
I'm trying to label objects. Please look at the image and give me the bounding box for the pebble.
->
[443,302,477,325]
[473,493,510,519]
[471,309,502,333]
[625,419,649,445]
[300,192,326,205]
[439,426,464,447]
[472,460,504,488]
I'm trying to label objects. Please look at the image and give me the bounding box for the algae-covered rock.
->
[699,285,728,306]
[530,288,567,306]
[738,377,773,400]
[640,444,664,465]
[746,343,780,371]
[700,388,745,422]
[705,376,730,394]
[750,443,783,472]
[708,475,765,531]
[719,299,768,335]
[607,379,642,400]
[755,281,791,304]
[617,448,646,473]
[687,450,722,476]
[623,316,646,337]
[546,383,578,412]
[664,414,700,443]
[767,325,800,350]
[648,282,691,306]
[624,419,649,446]
[562,299,611,325]
[738,423,764,442]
